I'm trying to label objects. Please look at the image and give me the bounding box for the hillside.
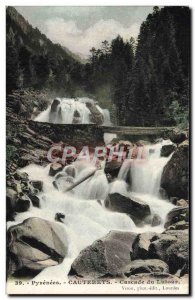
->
[6,6,83,94]
[7,6,80,63]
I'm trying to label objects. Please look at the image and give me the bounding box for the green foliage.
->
[168,100,189,129]
[6,6,84,95]
[6,6,190,127]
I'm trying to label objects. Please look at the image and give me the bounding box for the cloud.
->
[44,18,139,57]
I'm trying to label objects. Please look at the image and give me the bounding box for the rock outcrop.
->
[86,102,104,125]
[124,259,169,276]
[69,231,137,278]
[164,206,189,230]
[160,144,176,157]
[105,193,151,224]
[148,230,189,275]
[7,217,68,277]
[161,140,189,199]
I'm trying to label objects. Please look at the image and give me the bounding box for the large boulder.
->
[7,217,68,277]
[148,230,189,274]
[69,231,137,278]
[86,102,104,125]
[15,194,31,212]
[105,193,151,224]
[124,259,169,276]
[161,140,189,199]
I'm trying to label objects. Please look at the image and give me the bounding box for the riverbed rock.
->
[7,217,67,277]
[151,214,162,227]
[161,140,189,199]
[55,213,65,223]
[160,144,176,157]
[131,232,159,260]
[49,162,63,176]
[148,230,189,274]
[167,220,189,230]
[104,160,123,178]
[105,193,151,224]
[69,231,137,278]
[86,102,104,125]
[15,195,31,212]
[28,193,40,208]
[29,180,43,192]
[124,259,169,276]
[164,206,189,229]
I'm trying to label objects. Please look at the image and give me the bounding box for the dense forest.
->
[6,6,190,127]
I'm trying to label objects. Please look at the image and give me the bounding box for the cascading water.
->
[117,139,175,223]
[7,139,175,280]
[7,162,135,280]
[34,97,111,125]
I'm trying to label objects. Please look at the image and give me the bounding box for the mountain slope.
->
[7,6,79,63]
[6,6,84,93]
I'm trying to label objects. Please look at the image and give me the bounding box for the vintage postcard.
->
[6,6,190,295]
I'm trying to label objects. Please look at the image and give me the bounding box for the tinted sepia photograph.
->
[6,5,190,295]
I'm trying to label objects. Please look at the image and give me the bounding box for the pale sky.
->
[15,6,154,57]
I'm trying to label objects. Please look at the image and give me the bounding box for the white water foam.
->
[35,97,111,125]
[7,140,175,280]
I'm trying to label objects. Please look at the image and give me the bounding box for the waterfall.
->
[34,97,111,125]
[8,162,135,280]
[7,139,175,280]
[117,139,175,222]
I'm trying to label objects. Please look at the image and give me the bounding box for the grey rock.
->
[69,231,137,278]
[124,259,169,276]
[29,180,43,192]
[161,140,189,199]
[49,163,63,176]
[55,213,65,223]
[148,230,189,274]
[7,217,68,277]
[105,193,151,224]
[164,206,189,229]
[28,193,40,208]
[160,144,176,157]
[132,232,159,260]
[151,214,162,227]
[104,160,123,178]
